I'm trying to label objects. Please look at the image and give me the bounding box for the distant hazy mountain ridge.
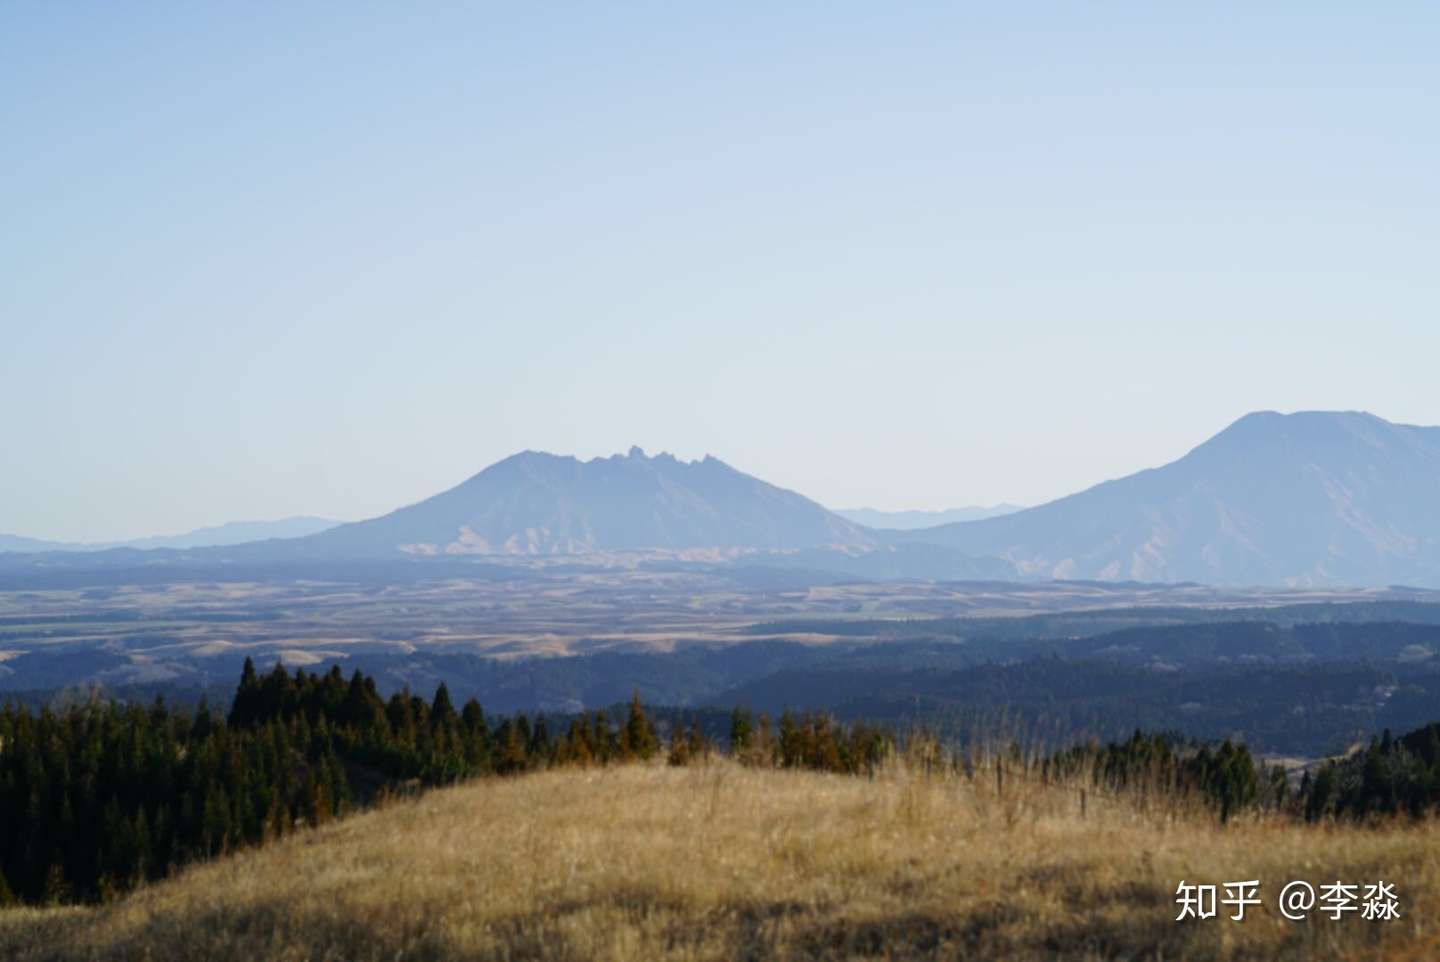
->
[889,411,1440,587]
[0,534,59,554]
[0,517,340,554]
[835,505,1025,529]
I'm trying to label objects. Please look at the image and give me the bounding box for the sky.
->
[2,3,1437,542]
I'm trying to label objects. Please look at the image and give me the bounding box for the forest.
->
[3,659,1440,906]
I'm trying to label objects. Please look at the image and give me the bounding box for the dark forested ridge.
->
[8,612,1440,758]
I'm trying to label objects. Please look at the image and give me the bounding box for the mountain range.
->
[0,517,340,554]
[3,411,1438,587]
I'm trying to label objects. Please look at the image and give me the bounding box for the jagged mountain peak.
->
[304,447,875,558]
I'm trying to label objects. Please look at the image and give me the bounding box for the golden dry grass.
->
[2,761,1438,961]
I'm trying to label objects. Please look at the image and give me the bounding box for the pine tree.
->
[229,657,261,727]
[342,670,376,732]
[461,700,491,773]
[1423,725,1440,768]
[591,711,612,764]
[529,715,551,763]
[624,691,658,762]
[461,699,486,734]
[565,718,593,768]
[1307,765,1336,821]
[387,692,416,747]
[779,711,802,768]
[495,719,528,775]
[431,683,457,726]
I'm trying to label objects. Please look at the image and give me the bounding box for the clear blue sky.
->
[3,3,1436,541]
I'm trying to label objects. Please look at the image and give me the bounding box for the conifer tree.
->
[779,711,802,768]
[229,657,261,727]
[461,698,486,734]
[624,691,658,761]
[667,726,691,767]
[1306,765,1336,821]
[495,719,528,775]
[1423,725,1440,767]
[591,711,612,764]
[460,699,491,772]
[565,718,593,767]
[431,683,457,726]
[529,715,551,763]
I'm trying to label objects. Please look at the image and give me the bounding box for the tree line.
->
[0,658,693,905]
[2,660,1438,905]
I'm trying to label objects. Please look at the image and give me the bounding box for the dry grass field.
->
[2,760,1437,961]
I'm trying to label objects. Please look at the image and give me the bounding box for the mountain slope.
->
[893,411,1440,586]
[300,447,877,557]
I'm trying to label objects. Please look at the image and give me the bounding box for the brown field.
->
[2,760,1437,961]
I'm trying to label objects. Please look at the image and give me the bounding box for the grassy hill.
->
[3,761,1437,961]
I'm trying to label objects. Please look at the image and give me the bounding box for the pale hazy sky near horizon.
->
[3,4,1437,542]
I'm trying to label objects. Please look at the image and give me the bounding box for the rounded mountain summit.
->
[889,410,1440,586]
